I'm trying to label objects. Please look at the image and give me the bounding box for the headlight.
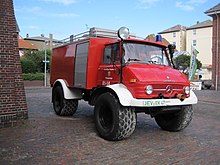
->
[117,27,130,40]
[184,86,190,95]
[146,85,153,95]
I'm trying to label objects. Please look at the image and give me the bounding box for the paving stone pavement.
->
[0,88,220,164]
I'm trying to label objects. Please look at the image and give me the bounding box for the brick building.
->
[205,3,220,91]
[0,0,28,127]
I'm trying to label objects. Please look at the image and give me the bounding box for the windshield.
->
[123,42,170,66]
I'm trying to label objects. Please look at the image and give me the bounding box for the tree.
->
[21,49,51,73]
[174,54,202,74]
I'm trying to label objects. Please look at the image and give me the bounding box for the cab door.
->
[97,43,121,86]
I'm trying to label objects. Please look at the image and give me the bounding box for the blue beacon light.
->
[156,34,162,42]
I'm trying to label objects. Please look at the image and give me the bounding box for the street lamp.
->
[43,41,49,87]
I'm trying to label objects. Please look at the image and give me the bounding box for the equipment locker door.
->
[74,42,89,88]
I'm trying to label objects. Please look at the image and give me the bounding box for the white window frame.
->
[193,29,196,35]
[193,40,197,47]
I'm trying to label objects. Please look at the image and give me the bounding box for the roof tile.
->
[205,3,220,15]
[158,25,187,34]
[18,38,37,50]
[187,20,212,30]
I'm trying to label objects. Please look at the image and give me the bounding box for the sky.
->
[14,0,219,40]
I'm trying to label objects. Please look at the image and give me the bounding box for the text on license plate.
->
[143,100,171,107]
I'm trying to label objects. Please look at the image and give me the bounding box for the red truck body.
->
[50,27,197,141]
[50,37,189,99]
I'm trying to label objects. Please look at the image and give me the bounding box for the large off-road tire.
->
[52,86,78,116]
[94,92,136,141]
[154,105,193,132]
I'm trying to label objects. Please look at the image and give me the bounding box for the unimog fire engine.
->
[50,27,198,141]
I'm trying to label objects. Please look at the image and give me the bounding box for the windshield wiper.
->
[148,60,156,64]
[127,58,141,62]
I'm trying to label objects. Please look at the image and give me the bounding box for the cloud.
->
[187,0,207,5]
[15,6,42,13]
[136,0,161,9]
[23,25,39,30]
[41,0,77,5]
[49,13,79,18]
[176,0,207,11]
[176,2,194,11]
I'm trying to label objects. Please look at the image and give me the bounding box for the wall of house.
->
[186,27,212,80]
[179,30,187,51]
[186,27,212,66]
[0,0,28,127]
[160,30,186,52]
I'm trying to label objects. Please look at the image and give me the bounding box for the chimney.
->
[49,33,53,48]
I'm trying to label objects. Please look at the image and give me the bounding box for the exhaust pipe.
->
[176,94,186,101]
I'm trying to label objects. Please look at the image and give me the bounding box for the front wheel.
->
[94,92,136,141]
[154,105,193,132]
[52,86,78,116]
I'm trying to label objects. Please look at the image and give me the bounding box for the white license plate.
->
[143,100,171,107]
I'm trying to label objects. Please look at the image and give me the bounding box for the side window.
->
[103,43,120,64]
[103,46,111,64]
[112,43,120,63]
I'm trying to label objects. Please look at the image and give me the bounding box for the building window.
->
[193,40,197,46]
[173,32,176,38]
[193,29,196,35]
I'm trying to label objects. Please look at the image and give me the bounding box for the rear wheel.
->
[94,92,136,141]
[52,86,78,116]
[154,105,193,132]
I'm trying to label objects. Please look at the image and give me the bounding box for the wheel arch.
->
[52,79,83,101]
[89,84,133,106]
[89,86,118,106]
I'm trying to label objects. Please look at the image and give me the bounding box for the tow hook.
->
[176,94,186,101]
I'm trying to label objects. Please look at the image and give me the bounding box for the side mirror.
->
[168,44,176,68]
[168,44,176,57]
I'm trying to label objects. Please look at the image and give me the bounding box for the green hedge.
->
[20,58,37,73]
[22,73,44,80]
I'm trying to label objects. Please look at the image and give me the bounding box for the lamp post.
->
[43,41,50,86]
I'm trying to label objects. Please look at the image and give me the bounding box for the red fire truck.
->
[50,27,198,141]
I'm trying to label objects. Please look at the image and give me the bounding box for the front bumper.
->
[107,84,198,107]
[130,93,198,107]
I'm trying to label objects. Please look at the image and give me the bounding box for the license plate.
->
[143,100,171,107]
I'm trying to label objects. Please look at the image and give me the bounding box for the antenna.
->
[85,24,89,30]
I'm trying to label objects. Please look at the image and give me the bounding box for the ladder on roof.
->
[55,27,137,47]
[90,27,118,38]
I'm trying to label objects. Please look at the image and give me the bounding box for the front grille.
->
[129,83,186,99]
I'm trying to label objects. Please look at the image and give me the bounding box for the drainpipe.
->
[215,12,219,91]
